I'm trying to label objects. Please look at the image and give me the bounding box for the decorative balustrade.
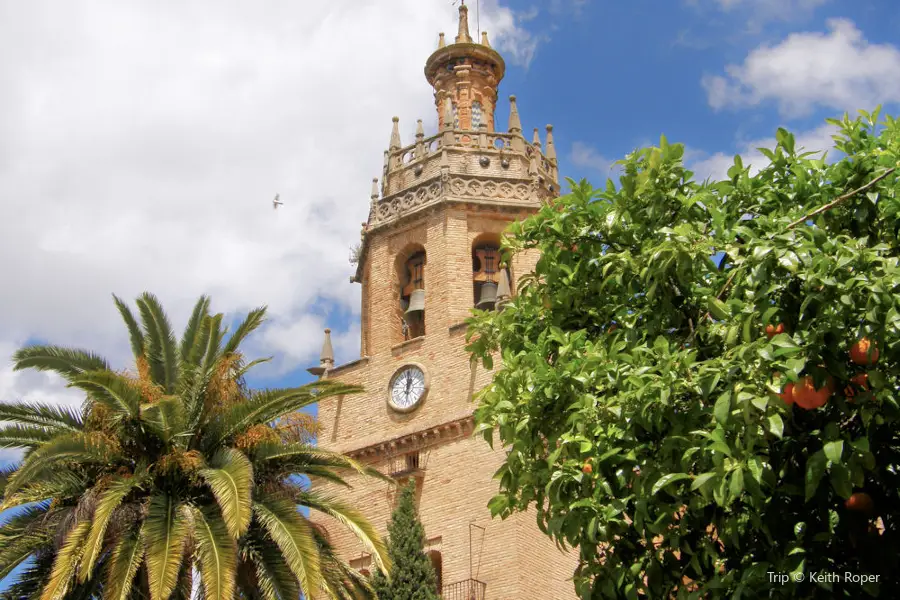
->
[441,579,487,600]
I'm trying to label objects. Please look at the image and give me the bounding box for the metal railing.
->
[441,579,487,600]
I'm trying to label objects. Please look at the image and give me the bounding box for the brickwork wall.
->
[314,197,577,599]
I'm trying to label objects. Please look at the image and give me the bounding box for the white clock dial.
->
[389,365,427,412]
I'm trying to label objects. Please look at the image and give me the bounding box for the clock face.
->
[389,365,427,412]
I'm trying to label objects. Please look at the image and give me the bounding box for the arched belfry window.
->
[397,249,426,341]
[471,101,483,129]
[473,237,511,310]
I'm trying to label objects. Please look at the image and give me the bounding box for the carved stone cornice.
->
[345,415,476,461]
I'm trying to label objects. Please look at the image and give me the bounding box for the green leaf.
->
[730,467,745,499]
[708,298,729,320]
[805,450,827,502]
[768,414,784,439]
[651,473,691,495]
[691,472,717,491]
[830,463,852,499]
[714,392,732,424]
[824,440,844,465]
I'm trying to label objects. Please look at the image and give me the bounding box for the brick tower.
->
[310,3,578,598]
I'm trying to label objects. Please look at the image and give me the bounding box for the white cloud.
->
[703,19,900,117]
[688,0,827,29]
[0,0,538,390]
[688,123,837,181]
[570,142,618,177]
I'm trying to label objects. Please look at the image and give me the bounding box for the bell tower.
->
[311,3,577,598]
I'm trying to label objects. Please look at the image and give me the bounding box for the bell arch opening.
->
[394,243,427,343]
[471,233,510,310]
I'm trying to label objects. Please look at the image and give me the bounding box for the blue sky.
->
[2,0,900,590]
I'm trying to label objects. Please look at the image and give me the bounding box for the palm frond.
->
[143,494,189,600]
[186,308,213,368]
[12,345,109,381]
[235,357,272,379]
[252,498,322,599]
[0,552,53,600]
[3,433,122,503]
[0,401,84,432]
[300,492,389,575]
[170,557,194,600]
[2,470,89,509]
[0,424,56,450]
[140,397,186,446]
[103,528,144,600]
[204,381,361,450]
[135,293,179,395]
[198,449,253,540]
[221,307,267,357]
[39,519,90,600]
[78,470,147,582]
[113,294,146,362]
[68,370,142,420]
[239,529,299,600]
[190,506,236,600]
[180,296,211,365]
[0,529,52,581]
[202,314,226,374]
[251,443,390,485]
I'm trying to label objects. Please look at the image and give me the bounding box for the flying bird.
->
[273,194,283,209]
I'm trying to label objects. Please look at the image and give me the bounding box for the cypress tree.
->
[372,480,440,600]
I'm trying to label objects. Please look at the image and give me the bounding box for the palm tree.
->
[0,293,390,600]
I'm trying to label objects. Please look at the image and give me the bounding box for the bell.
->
[405,289,425,315]
[476,282,497,309]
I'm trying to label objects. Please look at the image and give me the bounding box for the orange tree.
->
[466,109,900,598]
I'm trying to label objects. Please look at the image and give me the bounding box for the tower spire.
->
[507,96,522,134]
[389,116,401,150]
[455,1,473,44]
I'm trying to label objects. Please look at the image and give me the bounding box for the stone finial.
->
[320,328,334,367]
[508,95,522,135]
[455,1,473,44]
[371,177,379,200]
[415,119,426,159]
[438,32,446,48]
[481,31,491,47]
[307,327,335,377]
[390,117,401,150]
[545,125,557,162]
[532,127,543,150]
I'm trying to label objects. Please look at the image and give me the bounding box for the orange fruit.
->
[850,338,879,365]
[791,376,832,409]
[851,373,870,389]
[582,462,593,475]
[779,382,795,405]
[765,323,785,339]
[845,492,874,515]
